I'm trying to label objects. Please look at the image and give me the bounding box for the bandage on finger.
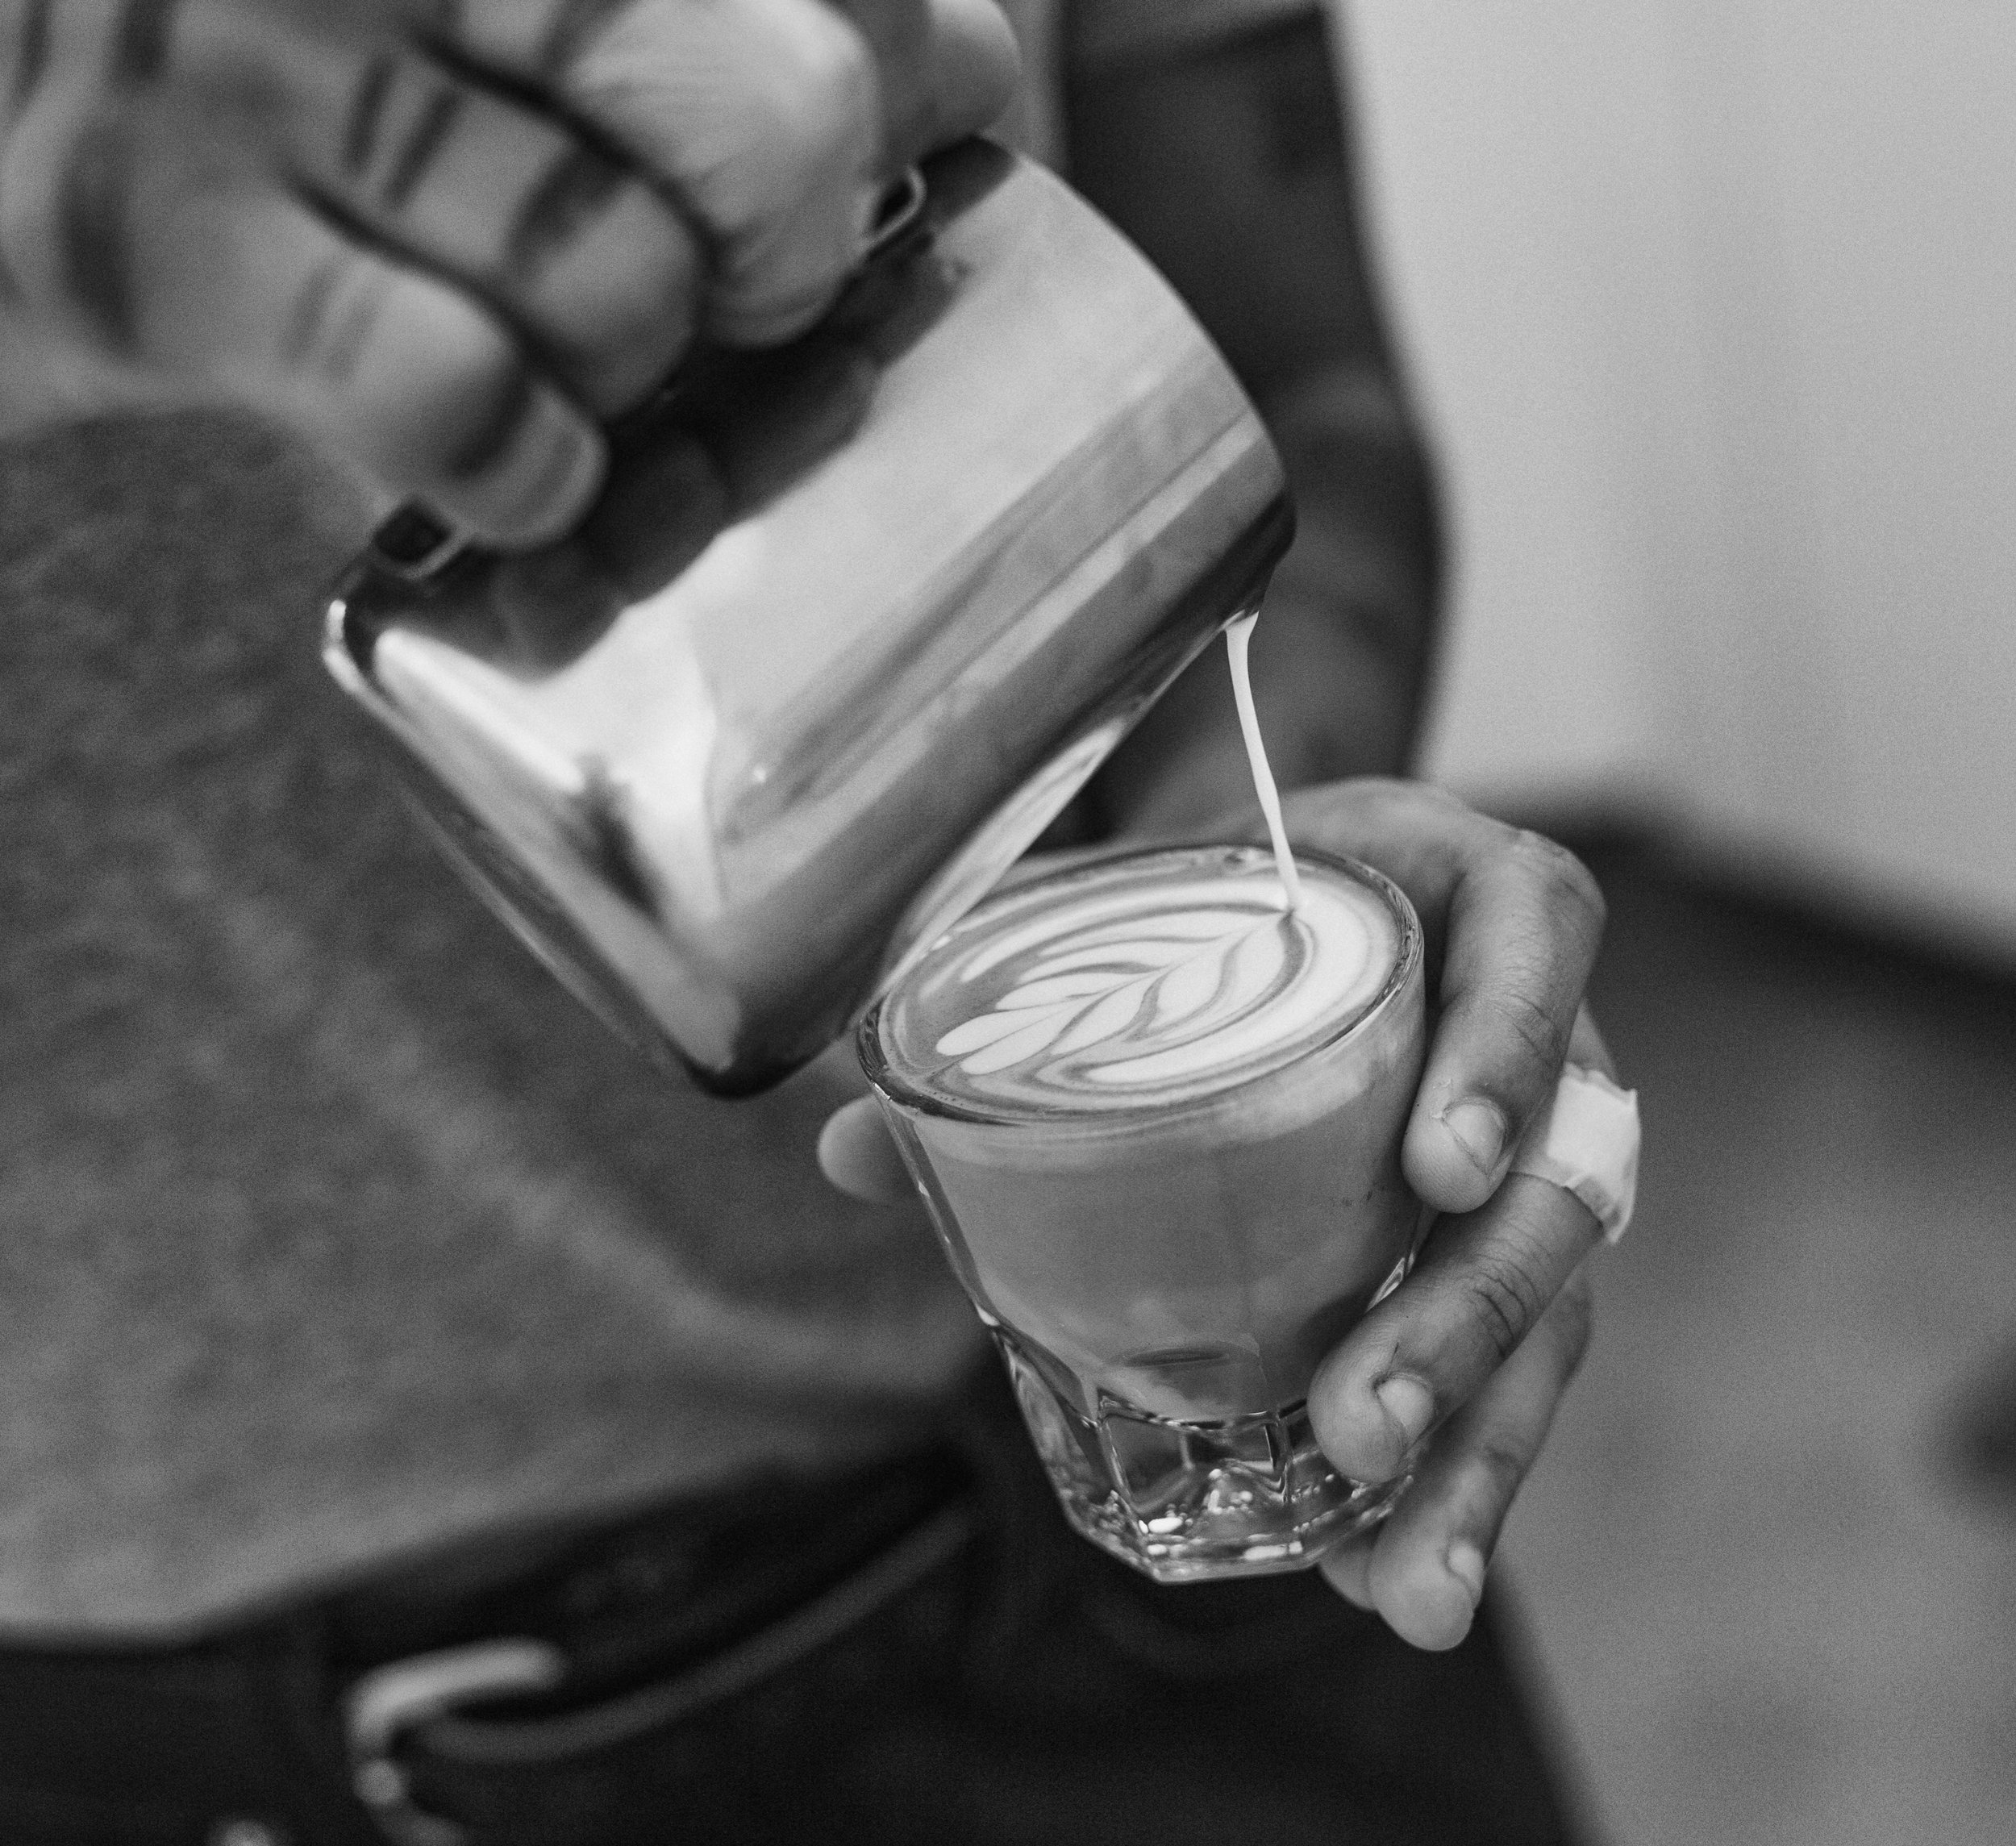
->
[1506,1064,1640,1244]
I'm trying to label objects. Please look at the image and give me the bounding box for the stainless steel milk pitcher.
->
[324,140,1293,1094]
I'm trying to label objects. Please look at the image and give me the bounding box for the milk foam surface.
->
[879,847,1401,1117]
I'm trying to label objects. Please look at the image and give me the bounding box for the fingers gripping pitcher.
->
[324,141,1293,1093]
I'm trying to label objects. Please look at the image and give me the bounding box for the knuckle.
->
[1510,828,1608,940]
[752,15,878,171]
[1456,1244,1550,1363]
[348,273,525,449]
[502,144,628,281]
[573,192,698,324]
[280,248,373,381]
[398,277,517,392]
[1491,981,1571,1073]
[511,180,698,404]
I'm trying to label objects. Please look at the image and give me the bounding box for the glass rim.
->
[857,841,1424,1133]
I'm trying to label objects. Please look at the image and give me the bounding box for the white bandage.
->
[1506,1065,1641,1244]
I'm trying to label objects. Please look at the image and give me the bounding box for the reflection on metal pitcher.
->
[325,140,1292,1093]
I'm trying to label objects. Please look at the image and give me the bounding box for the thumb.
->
[818,1095,916,1204]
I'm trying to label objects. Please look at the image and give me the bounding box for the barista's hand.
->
[0,0,1016,544]
[818,778,1615,1653]
[1276,779,1610,1651]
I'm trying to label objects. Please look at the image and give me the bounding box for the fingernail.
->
[498,396,606,545]
[1439,1098,1509,1181]
[448,379,606,549]
[1375,1373,1435,1452]
[1444,1540,1487,1607]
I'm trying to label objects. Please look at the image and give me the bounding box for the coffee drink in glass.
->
[860,842,1427,1581]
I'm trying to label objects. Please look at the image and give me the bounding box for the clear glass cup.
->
[860,844,1429,1581]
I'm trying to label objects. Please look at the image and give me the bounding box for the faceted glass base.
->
[996,1331,1409,1583]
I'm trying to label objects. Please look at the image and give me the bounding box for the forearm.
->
[1060,10,1443,841]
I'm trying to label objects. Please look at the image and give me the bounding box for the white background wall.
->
[1340,0,2016,956]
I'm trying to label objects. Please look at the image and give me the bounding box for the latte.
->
[881,847,1400,1120]
[863,844,1428,1580]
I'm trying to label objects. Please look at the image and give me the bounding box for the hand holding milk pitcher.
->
[0,0,1017,540]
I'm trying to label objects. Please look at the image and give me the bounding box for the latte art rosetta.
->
[883,849,1402,1116]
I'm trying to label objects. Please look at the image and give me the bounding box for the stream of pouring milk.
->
[1225,611,1303,911]
[895,606,1392,1106]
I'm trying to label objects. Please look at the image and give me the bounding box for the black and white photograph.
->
[0,3,2008,1843]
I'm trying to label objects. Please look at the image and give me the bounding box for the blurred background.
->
[1331,2,2016,1840]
